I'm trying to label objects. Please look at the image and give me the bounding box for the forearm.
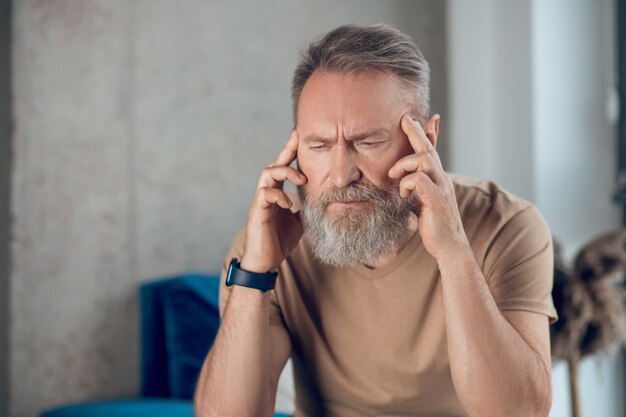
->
[194,130,300,416]
[438,244,550,417]
[193,285,273,417]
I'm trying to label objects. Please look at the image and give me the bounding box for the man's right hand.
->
[241,130,307,273]
[194,133,301,417]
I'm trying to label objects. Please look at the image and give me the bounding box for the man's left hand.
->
[388,114,469,262]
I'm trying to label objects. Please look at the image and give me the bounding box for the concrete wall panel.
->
[9,2,447,416]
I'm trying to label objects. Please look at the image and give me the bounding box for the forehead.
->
[296,70,415,136]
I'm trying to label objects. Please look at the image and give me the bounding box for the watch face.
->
[226,259,235,286]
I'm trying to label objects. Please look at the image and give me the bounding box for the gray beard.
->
[298,179,420,268]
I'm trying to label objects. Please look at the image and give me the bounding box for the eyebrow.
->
[302,128,392,144]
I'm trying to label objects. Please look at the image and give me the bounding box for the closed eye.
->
[309,143,331,150]
[357,141,386,147]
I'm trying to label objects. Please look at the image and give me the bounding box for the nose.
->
[329,143,361,188]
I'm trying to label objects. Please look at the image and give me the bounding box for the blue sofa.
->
[40,274,291,417]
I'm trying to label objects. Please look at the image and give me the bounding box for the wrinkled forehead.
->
[296,70,417,137]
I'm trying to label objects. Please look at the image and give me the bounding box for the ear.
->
[422,114,440,148]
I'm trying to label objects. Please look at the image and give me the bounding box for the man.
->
[194,24,557,417]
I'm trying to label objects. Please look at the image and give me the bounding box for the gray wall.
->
[1,0,11,416]
[8,1,448,416]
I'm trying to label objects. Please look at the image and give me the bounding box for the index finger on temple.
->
[273,129,299,167]
[401,114,433,154]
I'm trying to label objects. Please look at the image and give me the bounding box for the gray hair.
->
[291,23,431,124]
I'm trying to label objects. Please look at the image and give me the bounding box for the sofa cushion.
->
[40,398,291,417]
[140,274,220,399]
[161,275,220,398]
[40,398,194,417]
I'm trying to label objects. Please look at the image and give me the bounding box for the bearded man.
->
[194,24,557,417]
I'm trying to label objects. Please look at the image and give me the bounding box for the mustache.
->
[308,179,400,207]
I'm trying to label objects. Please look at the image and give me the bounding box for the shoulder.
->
[450,173,536,220]
[448,173,550,247]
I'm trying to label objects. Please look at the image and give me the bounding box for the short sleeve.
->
[219,227,287,327]
[482,205,558,324]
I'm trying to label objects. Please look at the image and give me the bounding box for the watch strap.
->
[225,258,278,292]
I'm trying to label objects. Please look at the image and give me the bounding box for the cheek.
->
[358,152,402,184]
[297,148,328,186]
[296,147,312,175]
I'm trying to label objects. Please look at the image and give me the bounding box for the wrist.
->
[240,255,277,274]
[435,240,475,269]
[226,258,278,292]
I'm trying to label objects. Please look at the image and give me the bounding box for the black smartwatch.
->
[225,258,278,292]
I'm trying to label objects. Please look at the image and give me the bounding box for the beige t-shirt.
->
[219,175,558,417]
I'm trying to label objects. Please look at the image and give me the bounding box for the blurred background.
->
[0,0,624,416]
